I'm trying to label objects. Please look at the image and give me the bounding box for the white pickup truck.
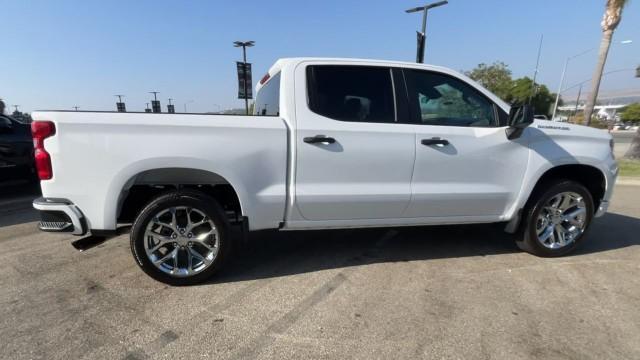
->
[32,58,618,285]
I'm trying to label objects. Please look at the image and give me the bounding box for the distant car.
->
[533,115,548,120]
[0,115,36,184]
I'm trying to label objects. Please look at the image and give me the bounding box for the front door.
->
[294,64,415,221]
[402,69,529,218]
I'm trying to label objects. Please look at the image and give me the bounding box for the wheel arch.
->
[505,163,606,233]
[527,164,605,210]
[114,167,246,225]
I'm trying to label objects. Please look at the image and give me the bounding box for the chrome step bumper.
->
[33,197,87,235]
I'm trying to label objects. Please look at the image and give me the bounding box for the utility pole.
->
[167,98,175,113]
[149,91,161,113]
[571,84,582,122]
[529,34,543,105]
[12,105,20,113]
[552,40,631,121]
[406,1,448,63]
[234,40,255,115]
[73,106,79,111]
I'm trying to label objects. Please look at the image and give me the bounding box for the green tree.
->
[583,0,629,125]
[506,77,558,117]
[466,63,558,117]
[621,103,640,124]
[465,62,513,100]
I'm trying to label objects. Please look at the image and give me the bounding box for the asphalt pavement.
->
[0,185,639,359]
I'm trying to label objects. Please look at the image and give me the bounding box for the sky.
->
[1,0,639,113]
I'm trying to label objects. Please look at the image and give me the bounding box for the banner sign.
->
[237,62,253,99]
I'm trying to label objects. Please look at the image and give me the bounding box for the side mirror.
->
[506,104,534,140]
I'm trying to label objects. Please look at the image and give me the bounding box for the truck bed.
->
[32,111,289,231]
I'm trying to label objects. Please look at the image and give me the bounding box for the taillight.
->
[31,121,56,180]
[259,73,270,85]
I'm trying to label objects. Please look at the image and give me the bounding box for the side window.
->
[406,70,497,127]
[307,65,396,123]
[254,73,280,116]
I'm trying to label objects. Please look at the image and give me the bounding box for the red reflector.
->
[259,73,270,85]
[31,121,56,180]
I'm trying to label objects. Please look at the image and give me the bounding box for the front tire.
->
[130,190,231,285]
[516,180,594,257]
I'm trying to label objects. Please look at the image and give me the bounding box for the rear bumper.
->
[32,197,87,235]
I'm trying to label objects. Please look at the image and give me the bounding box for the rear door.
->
[293,64,416,221]
[402,69,529,218]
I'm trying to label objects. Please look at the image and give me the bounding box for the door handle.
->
[303,135,336,144]
[421,137,450,146]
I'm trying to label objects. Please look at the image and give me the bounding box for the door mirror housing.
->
[506,104,534,140]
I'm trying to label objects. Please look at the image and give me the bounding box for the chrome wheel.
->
[143,206,219,277]
[535,191,587,249]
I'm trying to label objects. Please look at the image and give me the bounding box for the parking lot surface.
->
[1,185,639,360]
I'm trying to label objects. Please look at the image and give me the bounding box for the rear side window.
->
[254,73,280,116]
[307,65,396,123]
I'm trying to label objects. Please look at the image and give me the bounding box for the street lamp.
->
[183,100,194,113]
[551,39,632,120]
[234,40,255,115]
[406,1,448,63]
[556,68,635,122]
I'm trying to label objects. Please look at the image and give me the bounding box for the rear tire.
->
[516,180,594,257]
[130,190,231,285]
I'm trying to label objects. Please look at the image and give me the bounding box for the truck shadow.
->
[206,212,640,285]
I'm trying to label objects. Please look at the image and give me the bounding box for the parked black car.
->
[0,115,36,184]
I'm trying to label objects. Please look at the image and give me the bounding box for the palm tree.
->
[583,0,629,126]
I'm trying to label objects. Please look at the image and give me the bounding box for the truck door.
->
[402,68,529,218]
[293,64,416,221]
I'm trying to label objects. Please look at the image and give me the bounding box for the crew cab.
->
[31,58,618,285]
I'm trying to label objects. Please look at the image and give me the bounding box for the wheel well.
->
[117,168,242,224]
[529,164,605,210]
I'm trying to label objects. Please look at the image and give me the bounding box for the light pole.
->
[183,100,194,113]
[556,68,634,121]
[234,40,255,115]
[149,91,161,113]
[114,95,126,112]
[406,1,448,63]
[551,40,632,121]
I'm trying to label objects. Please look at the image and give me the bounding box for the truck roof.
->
[258,57,510,111]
